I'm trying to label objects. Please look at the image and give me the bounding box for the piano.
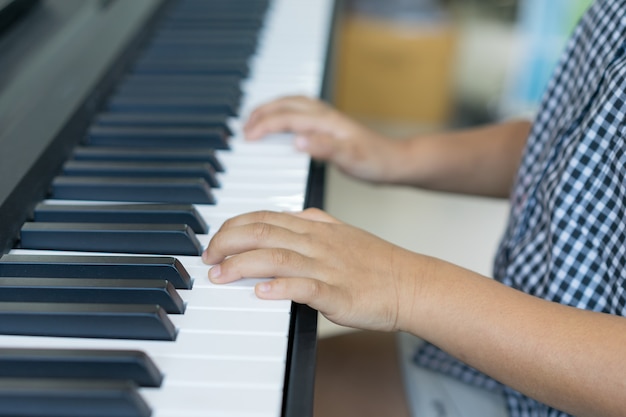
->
[0,0,338,416]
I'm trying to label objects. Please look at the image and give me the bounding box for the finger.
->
[247,96,321,125]
[244,110,331,141]
[244,97,335,141]
[214,210,313,236]
[254,277,343,319]
[203,220,306,265]
[208,248,314,284]
[293,131,337,160]
[245,96,320,135]
[212,210,337,241]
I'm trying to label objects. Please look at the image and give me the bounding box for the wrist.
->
[393,251,440,333]
[381,135,434,186]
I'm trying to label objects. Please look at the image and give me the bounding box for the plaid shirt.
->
[414,1,626,416]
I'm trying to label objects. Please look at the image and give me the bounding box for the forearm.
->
[401,257,626,417]
[387,120,531,198]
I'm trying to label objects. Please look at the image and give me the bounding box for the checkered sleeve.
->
[413,1,626,416]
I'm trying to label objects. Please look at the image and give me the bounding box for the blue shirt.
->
[414,1,626,415]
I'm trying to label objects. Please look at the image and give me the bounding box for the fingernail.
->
[257,282,272,293]
[209,265,221,282]
[294,135,309,151]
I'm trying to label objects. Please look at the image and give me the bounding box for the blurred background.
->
[318,0,593,337]
[332,0,593,128]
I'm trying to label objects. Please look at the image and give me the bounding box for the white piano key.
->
[169,309,290,334]
[196,196,306,213]
[39,196,307,216]
[219,159,309,173]
[220,176,308,187]
[142,385,282,417]
[0,332,289,360]
[218,181,308,194]
[150,356,285,387]
[216,145,307,164]
[177,287,291,312]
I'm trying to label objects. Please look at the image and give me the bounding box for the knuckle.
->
[265,117,284,131]
[303,207,322,217]
[220,258,245,282]
[289,279,321,306]
[205,234,224,257]
[270,248,292,266]
[306,279,322,299]
[252,222,273,242]
[220,217,235,230]
[254,210,274,222]
[300,231,314,248]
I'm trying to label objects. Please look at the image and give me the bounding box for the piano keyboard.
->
[0,0,335,416]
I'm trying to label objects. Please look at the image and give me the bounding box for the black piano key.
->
[118,72,244,86]
[150,30,259,43]
[0,379,151,417]
[0,277,185,314]
[94,112,232,132]
[0,254,192,289]
[130,58,249,77]
[120,74,242,89]
[152,25,258,37]
[19,222,204,256]
[106,96,239,116]
[141,47,252,61]
[114,84,241,100]
[62,161,220,188]
[71,147,224,172]
[158,19,263,32]
[0,302,177,340]
[114,80,242,98]
[165,8,267,18]
[172,0,268,9]
[86,126,230,149]
[34,203,209,234]
[169,5,268,16]
[168,7,266,18]
[165,13,265,25]
[141,41,255,60]
[151,30,258,48]
[51,176,216,205]
[0,348,163,387]
[145,31,259,51]
[169,6,268,19]
[150,34,258,46]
